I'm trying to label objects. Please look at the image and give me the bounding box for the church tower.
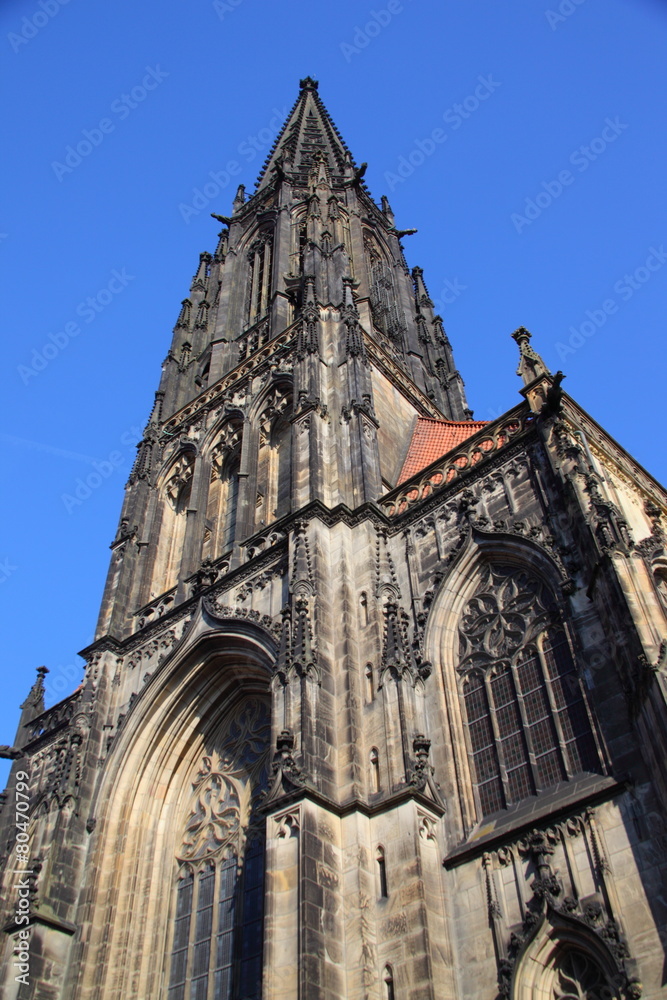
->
[2,78,667,1000]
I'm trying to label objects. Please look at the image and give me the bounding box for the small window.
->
[376,847,388,899]
[360,592,369,627]
[383,963,395,1000]
[364,663,374,703]
[370,747,380,793]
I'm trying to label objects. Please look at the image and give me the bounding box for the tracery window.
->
[552,949,618,1000]
[364,233,404,347]
[246,231,273,326]
[167,699,270,1000]
[458,565,602,817]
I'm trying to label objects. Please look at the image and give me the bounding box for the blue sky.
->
[1,0,666,783]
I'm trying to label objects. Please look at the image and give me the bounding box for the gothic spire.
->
[254,77,357,193]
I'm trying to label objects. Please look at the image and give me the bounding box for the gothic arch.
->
[248,377,293,424]
[242,226,275,327]
[511,909,626,1000]
[362,227,391,267]
[201,416,244,561]
[424,531,601,828]
[68,628,275,1000]
[251,381,293,530]
[201,410,245,458]
[149,447,198,595]
[290,205,308,274]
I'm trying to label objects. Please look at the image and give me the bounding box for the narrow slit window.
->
[376,847,388,899]
[364,663,374,703]
[370,747,380,793]
[383,964,395,1000]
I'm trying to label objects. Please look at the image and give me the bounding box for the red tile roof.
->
[397,417,490,485]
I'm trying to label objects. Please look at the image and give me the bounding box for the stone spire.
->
[254,76,357,193]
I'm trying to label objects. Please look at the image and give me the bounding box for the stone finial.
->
[20,666,48,712]
[381,195,395,226]
[232,184,246,213]
[300,76,319,91]
[511,327,551,386]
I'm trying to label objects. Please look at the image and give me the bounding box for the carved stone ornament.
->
[458,564,560,674]
[380,600,431,688]
[264,729,308,803]
[177,699,270,862]
[202,597,282,643]
[258,386,291,440]
[512,327,551,386]
[489,816,642,1000]
[210,422,242,474]
[164,452,195,511]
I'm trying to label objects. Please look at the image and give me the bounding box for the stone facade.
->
[2,77,667,1000]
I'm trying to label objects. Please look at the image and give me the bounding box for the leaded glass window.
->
[167,699,270,1000]
[459,565,603,817]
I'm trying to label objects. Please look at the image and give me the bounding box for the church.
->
[1,77,666,1000]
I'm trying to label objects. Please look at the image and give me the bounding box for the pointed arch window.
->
[203,423,242,561]
[364,232,404,346]
[459,565,603,818]
[370,747,380,793]
[154,451,195,594]
[364,663,374,702]
[255,389,292,530]
[376,846,388,898]
[383,964,396,1000]
[246,231,273,326]
[167,699,270,1000]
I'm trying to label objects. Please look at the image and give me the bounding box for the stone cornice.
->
[262,782,446,821]
[444,775,623,869]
